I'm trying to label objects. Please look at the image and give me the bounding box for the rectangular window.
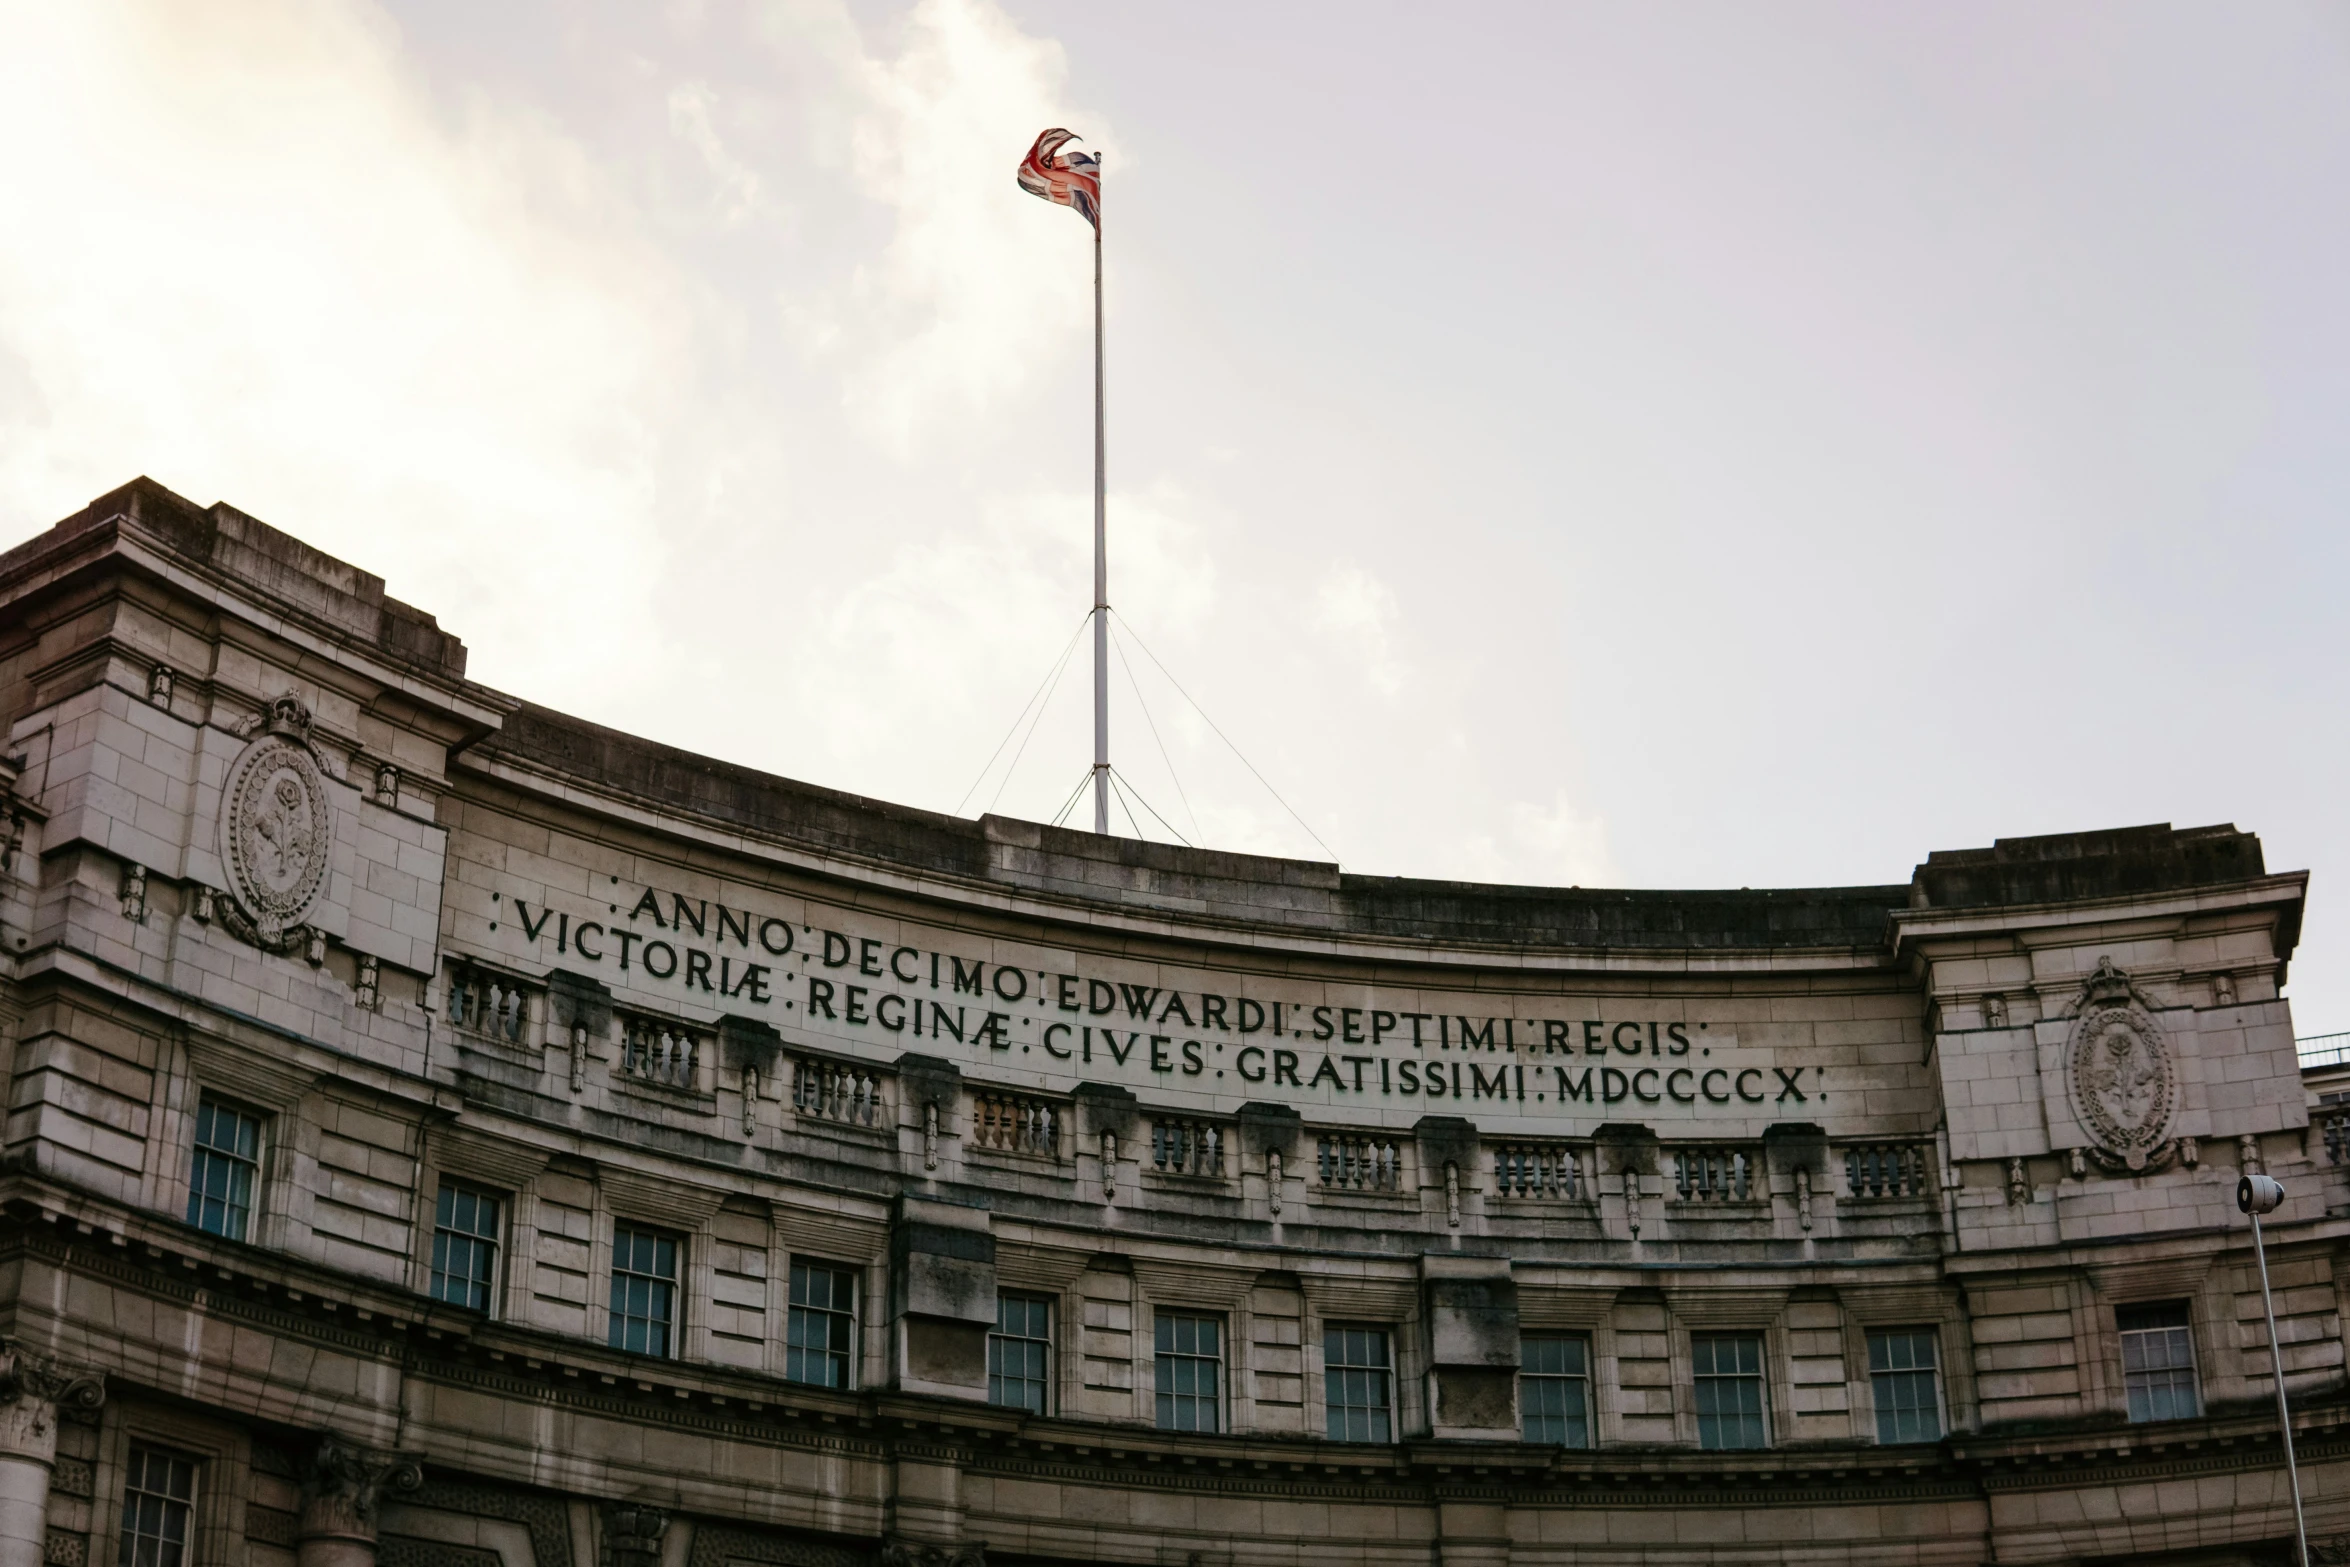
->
[608,1224,679,1357]
[1324,1326,1393,1443]
[118,1447,195,1567]
[2118,1301,2200,1423]
[1867,1329,1943,1444]
[1522,1335,1592,1447]
[988,1293,1052,1413]
[186,1095,262,1241]
[1154,1312,1222,1433]
[430,1182,503,1313]
[786,1260,858,1389]
[1692,1334,1768,1450]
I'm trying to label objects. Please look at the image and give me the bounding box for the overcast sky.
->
[3,2,2346,1034]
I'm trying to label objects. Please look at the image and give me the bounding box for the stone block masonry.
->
[0,477,2338,1567]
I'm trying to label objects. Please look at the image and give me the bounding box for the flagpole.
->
[1091,193,1109,835]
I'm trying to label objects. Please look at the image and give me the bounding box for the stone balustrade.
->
[1148,1117,1226,1177]
[1669,1145,1759,1202]
[1317,1133,1402,1192]
[1492,1140,1590,1199]
[971,1091,1063,1159]
[792,1055,887,1128]
[618,1015,703,1091]
[445,963,533,1045]
[2318,1108,2348,1167]
[1841,1140,1937,1199]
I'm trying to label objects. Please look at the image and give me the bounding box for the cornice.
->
[453,754,1902,983]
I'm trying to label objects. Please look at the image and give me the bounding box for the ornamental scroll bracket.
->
[2063,957,2180,1175]
[218,695,339,955]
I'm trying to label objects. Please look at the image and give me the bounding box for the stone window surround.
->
[1843,1314,1968,1443]
[150,1045,311,1261]
[1149,1308,1227,1433]
[1859,1326,1948,1445]
[91,1403,252,1567]
[1667,1316,1790,1451]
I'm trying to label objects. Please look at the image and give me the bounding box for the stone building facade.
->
[0,478,2340,1567]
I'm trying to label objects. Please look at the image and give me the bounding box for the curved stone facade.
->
[0,478,2341,1567]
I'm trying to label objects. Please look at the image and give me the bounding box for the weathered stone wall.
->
[0,479,2338,1567]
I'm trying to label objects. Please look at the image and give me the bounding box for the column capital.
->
[297,1435,422,1544]
[599,1503,669,1567]
[0,1343,105,1465]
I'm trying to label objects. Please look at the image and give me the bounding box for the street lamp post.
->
[2238,1171,2310,1567]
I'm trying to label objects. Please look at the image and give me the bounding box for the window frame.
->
[1323,1324,1395,1444]
[607,1222,683,1359]
[1690,1332,1770,1450]
[1520,1333,1594,1448]
[117,1445,198,1567]
[428,1180,506,1315]
[185,1094,265,1242]
[1864,1326,1945,1445]
[1153,1310,1225,1434]
[987,1292,1054,1414]
[2116,1300,2202,1424]
[785,1258,860,1390]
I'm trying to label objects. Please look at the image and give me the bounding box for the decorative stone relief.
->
[880,1541,984,1567]
[1982,993,2007,1028]
[355,956,379,1010]
[374,763,400,809]
[219,696,335,953]
[117,863,146,923]
[298,1433,422,1542]
[147,666,174,707]
[2064,958,2178,1173]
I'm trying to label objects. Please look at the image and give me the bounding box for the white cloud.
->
[668,81,765,227]
[1313,564,1407,697]
[0,0,687,704]
[1450,790,1618,889]
[764,0,1108,452]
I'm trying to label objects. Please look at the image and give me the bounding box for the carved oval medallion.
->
[220,732,331,941]
[2066,1001,2175,1170]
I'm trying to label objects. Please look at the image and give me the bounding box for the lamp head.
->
[2238,1172,2284,1215]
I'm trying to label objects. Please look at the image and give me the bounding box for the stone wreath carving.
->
[2065,957,2178,1173]
[218,696,334,952]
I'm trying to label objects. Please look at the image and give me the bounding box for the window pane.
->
[1694,1335,1768,1450]
[119,1448,195,1567]
[1522,1335,1591,1446]
[187,1097,262,1241]
[610,1224,679,1357]
[989,1293,1052,1413]
[1155,1312,1222,1432]
[2118,1302,2199,1423]
[1867,1330,1942,1444]
[786,1261,857,1388]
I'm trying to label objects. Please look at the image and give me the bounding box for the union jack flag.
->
[1017,128,1099,230]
